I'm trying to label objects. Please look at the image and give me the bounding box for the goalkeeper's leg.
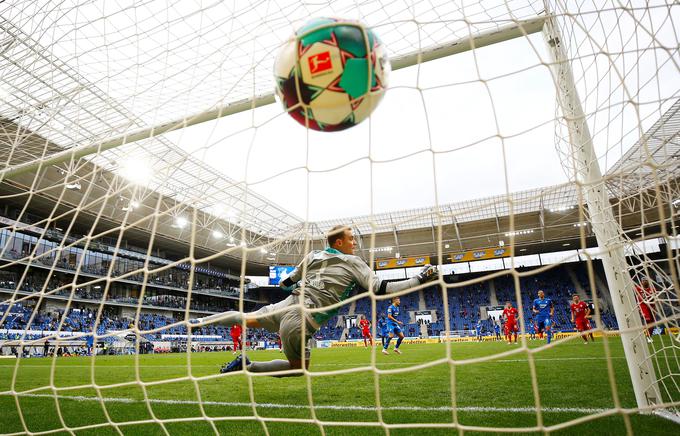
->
[198,296,296,329]
[224,306,313,377]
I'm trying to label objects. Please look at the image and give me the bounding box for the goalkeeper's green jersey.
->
[282,248,419,327]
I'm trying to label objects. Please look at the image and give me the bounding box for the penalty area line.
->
[313,356,627,366]
[0,356,627,369]
[5,393,611,414]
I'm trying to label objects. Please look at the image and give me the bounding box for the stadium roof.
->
[314,98,680,237]
[0,17,303,240]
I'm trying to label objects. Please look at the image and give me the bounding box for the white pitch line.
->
[315,357,627,366]
[0,356,627,368]
[4,393,610,414]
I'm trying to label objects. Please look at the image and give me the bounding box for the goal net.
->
[0,0,679,434]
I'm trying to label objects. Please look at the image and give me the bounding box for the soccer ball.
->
[274,17,390,132]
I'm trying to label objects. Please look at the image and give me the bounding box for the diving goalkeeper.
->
[198,225,438,377]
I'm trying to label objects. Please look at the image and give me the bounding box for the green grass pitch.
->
[1,337,679,435]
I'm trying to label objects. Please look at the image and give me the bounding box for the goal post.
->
[542,16,662,411]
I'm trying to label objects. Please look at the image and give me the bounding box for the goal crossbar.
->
[0,16,546,181]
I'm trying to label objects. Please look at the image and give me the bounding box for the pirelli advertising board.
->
[375,256,430,270]
[448,247,511,263]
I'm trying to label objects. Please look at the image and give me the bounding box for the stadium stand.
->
[0,209,648,347]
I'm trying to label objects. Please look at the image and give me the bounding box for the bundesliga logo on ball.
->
[274,17,390,131]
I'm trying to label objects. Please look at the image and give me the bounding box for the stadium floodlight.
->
[212,230,223,239]
[259,247,267,254]
[504,230,534,237]
[175,217,188,229]
[549,205,575,213]
[395,252,401,258]
[119,158,152,186]
[65,182,81,190]
[122,201,139,211]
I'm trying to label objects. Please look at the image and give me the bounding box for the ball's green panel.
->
[298,18,336,46]
[333,25,368,57]
[339,58,369,99]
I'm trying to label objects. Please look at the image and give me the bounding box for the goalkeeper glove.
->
[416,264,438,284]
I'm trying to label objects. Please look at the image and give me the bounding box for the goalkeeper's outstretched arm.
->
[278,224,440,296]
[351,260,439,296]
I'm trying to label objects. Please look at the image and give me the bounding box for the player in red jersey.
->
[230,323,243,354]
[502,301,519,344]
[570,294,594,343]
[635,278,656,343]
[358,315,373,347]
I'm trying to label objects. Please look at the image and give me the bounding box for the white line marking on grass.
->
[5,393,610,414]
[0,356,627,368]
[314,357,626,366]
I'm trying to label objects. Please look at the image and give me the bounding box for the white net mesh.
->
[0,0,679,434]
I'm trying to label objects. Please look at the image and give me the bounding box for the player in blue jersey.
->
[528,318,537,340]
[475,319,483,342]
[382,296,405,355]
[378,316,389,347]
[493,322,501,341]
[85,334,94,356]
[532,290,555,344]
